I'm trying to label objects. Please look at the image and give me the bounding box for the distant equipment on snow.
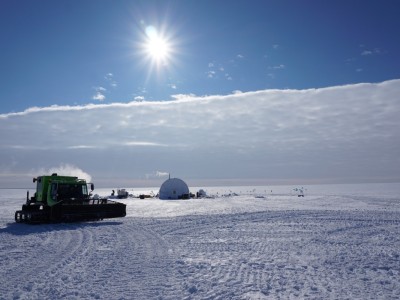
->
[293,187,306,197]
[159,177,190,200]
[117,189,129,199]
[197,189,207,198]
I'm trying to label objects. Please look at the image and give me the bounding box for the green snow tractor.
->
[15,173,126,224]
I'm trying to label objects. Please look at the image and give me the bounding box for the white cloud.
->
[68,145,99,149]
[361,48,382,56]
[361,50,373,56]
[104,73,117,88]
[1,79,400,186]
[207,70,216,78]
[92,92,106,101]
[124,141,168,147]
[270,64,285,70]
[170,93,196,100]
[134,96,145,102]
[93,86,107,101]
[207,62,229,80]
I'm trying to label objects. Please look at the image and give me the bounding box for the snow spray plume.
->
[145,171,169,179]
[36,164,92,182]
[156,171,169,177]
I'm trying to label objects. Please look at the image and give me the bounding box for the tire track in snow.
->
[36,224,95,299]
[2,207,400,299]
[72,220,178,299]
[1,220,179,300]
[143,210,400,299]
[0,223,88,299]
[144,212,285,299]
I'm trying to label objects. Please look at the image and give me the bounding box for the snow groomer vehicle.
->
[15,173,126,224]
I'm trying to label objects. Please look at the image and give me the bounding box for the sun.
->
[135,23,179,78]
[143,26,172,65]
[145,36,169,61]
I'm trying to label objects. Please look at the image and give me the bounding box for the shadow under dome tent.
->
[159,178,190,200]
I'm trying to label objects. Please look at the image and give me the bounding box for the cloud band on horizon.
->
[1,79,399,186]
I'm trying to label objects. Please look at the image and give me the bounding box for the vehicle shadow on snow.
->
[0,221,124,236]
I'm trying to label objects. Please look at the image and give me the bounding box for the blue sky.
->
[1,1,400,187]
[1,0,399,113]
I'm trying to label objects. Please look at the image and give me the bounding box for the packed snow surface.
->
[1,183,400,299]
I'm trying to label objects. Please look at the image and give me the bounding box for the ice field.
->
[1,183,400,299]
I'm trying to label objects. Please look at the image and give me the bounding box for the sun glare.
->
[135,22,179,79]
[146,36,169,61]
[143,26,171,65]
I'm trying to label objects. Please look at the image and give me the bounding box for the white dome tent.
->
[159,177,190,200]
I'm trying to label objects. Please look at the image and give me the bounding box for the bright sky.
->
[1,0,400,187]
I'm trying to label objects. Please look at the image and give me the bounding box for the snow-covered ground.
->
[1,183,400,299]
